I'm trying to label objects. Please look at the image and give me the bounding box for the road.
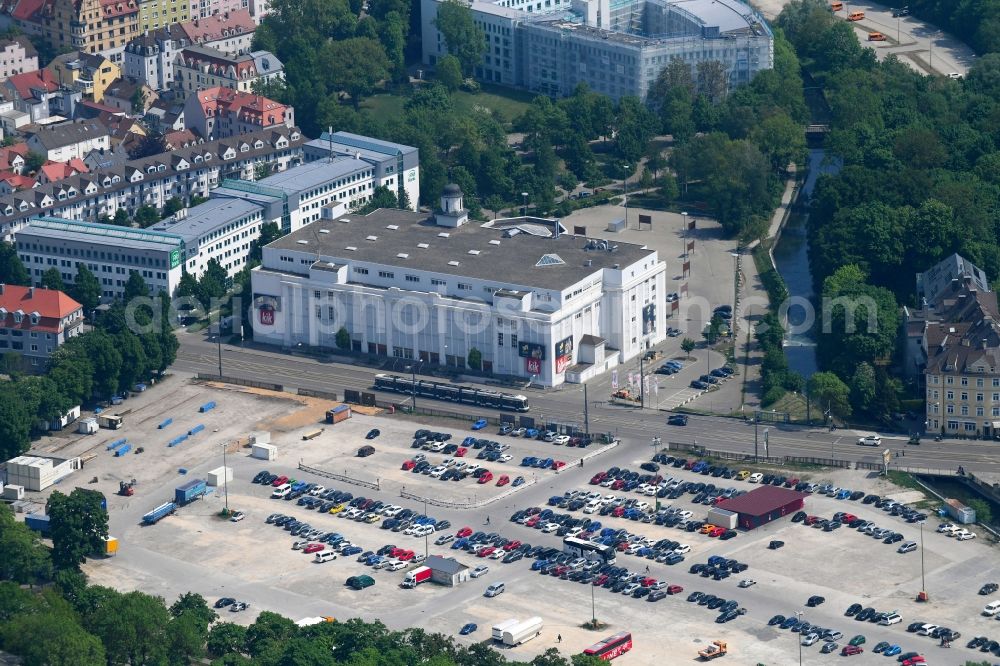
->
[175,332,1000,472]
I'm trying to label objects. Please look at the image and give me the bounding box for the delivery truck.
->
[401,566,432,588]
[143,502,177,525]
[501,617,543,646]
[175,479,208,506]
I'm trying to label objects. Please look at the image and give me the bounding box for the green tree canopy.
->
[47,488,109,570]
[0,242,30,286]
[40,267,66,292]
[434,0,487,76]
[71,264,102,313]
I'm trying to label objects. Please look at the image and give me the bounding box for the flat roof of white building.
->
[264,208,654,291]
[150,197,262,242]
[257,157,371,195]
[18,216,183,253]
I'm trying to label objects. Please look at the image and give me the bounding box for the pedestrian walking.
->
[557,634,562,644]
[486,516,490,525]
[645,565,650,573]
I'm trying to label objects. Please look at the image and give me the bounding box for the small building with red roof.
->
[183,86,293,141]
[712,485,808,531]
[0,283,83,368]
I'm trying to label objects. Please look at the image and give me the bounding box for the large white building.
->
[250,185,666,386]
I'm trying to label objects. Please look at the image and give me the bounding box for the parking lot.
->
[27,378,991,665]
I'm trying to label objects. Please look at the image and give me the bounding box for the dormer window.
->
[29,311,39,325]
[13,310,23,324]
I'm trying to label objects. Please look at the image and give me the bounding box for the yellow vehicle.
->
[329,503,345,514]
[699,641,728,660]
[847,10,864,20]
[364,513,381,523]
[736,470,750,481]
[700,524,717,535]
[868,31,886,40]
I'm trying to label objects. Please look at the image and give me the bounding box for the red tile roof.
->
[0,284,82,334]
[715,485,807,517]
[9,0,45,21]
[6,69,58,101]
[0,172,37,190]
[179,9,255,44]
[39,159,87,183]
[195,87,288,127]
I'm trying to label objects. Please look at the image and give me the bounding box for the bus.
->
[373,374,530,412]
[563,536,616,564]
[583,632,633,661]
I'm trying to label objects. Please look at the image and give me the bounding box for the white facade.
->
[4,455,82,491]
[250,195,665,387]
[304,132,420,211]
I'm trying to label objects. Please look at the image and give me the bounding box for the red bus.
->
[583,632,633,661]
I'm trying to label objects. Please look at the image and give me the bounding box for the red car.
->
[477,546,496,557]
[841,646,863,656]
[503,540,522,551]
[804,515,820,525]
[708,527,725,537]
[666,584,683,594]
[390,547,406,557]
[785,477,800,487]
[640,577,657,587]
[496,475,510,487]
[551,461,566,471]
[616,542,630,552]
[841,513,857,523]
[456,527,472,538]
[901,657,925,666]
[401,460,415,471]
[684,460,696,470]
[526,516,541,528]
[590,472,607,484]
[398,550,415,561]
[612,506,626,517]
[551,565,569,576]
[477,472,494,484]
[593,574,609,586]
[271,475,289,487]
[303,543,325,554]
[611,480,625,490]
[455,447,467,457]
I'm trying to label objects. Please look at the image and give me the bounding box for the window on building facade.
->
[498,332,503,346]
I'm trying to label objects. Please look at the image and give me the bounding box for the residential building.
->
[0,143,30,174]
[15,217,186,299]
[189,0,249,21]
[250,184,665,386]
[177,9,255,55]
[123,27,186,91]
[0,282,83,367]
[304,131,420,211]
[920,279,1000,438]
[47,52,119,103]
[183,86,292,140]
[101,77,158,113]
[916,253,991,307]
[247,0,267,22]
[35,158,88,185]
[4,0,141,64]
[0,35,38,78]
[173,45,283,99]
[2,69,59,122]
[0,125,306,241]
[25,121,110,161]
[138,0,189,32]
[420,0,773,101]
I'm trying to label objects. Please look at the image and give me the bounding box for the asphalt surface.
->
[175,332,1000,473]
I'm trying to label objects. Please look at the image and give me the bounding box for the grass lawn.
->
[363,83,535,124]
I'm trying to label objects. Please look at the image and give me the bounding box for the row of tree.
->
[0,500,606,666]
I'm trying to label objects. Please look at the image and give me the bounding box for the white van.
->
[271,484,291,498]
[314,551,337,563]
[484,582,505,598]
[583,500,601,514]
[983,601,1000,616]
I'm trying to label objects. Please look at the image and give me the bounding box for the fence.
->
[297,462,380,491]
[666,441,850,469]
[298,388,339,401]
[196,373,283,392]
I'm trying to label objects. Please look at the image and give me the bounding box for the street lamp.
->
[918,521,927,601]
[730,249,740,337]
[220,441,229,514]
[407,362,421,411]
[796,611,803,666]
[621,163,630,227]
[423,497,429,559]
[521,191,529,217]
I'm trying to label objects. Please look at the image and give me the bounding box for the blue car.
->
[460,623,478,635]
[472,419,488,431]
[463,436,477,446]
[512,476,525,487]
[342,546,363,556]
[525,428,539,438]
[452,538,468,550]
[882,645,901,657]
[548,496,563,506]
[589,522,602,532]
[531,559,550,571]
[541,458,554,469]
[521,457,537,466]
[780,616,800,630]
[836,489,851,499]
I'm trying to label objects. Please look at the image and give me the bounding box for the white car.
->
[801,633,820,646]
[956,530,976,541]
[435,534,455,545]
[425,441,446,452]
[553,435,570,445]
[916,624,938,636]
[937,523,957,534]
[541,522,560,533]
[857,434,882,446]
[738,579,756,588]
[308,485,326,496]
[622,583,641,595]
[412,554,426,564]
[676,510,693,520]
[229,511,245,522]
[471,565,489,578]
[748,473,763,483]
[510,427,526,437]
[600,479,615,488]
[291,540,309,550]
[498,454,512,463]
[429,466,448,478]
[386,559,406,571]
[674,544,691,555]
[489,549,505,560]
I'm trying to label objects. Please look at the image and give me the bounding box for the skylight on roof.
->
[296,239,308,245]
[468,250,480,256]
[319,229,330,234]
[417,243,429,249]
[397,253,409,259]
[489,239,501,246]
[365,235,378,241]
[536,253,566,267]
[386,224,399,230]
[438,232,450,238]
[448,260,460,266]
[345,246,357,251]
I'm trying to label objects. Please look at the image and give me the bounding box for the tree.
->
[130,86,147,113]
[128,132,167,160]
[162,196,185,218]
[807,371,852,420]
[47,343,93,406]
[321,38,389,109]
[436,54,463,91]
[198,259,229,304]
[0,384,31,460]
[133,205,160,228]
[967,499,992,525]
[114,331,147,394]
[24,150,45,173]
[71,264,101,313]
[249,222,283,264]
[659,172,679,204]
[47,488,109,570]
[207,622,248,659]
[124,270,150,301]
[361,185,400,212]
[335,326,351,350]
[40,267,66,292]
[81,330,122,399]
[680,338,696,356]
[1,610,106,666]
[467,347,482,370]
[696,60,729,102]
[169,592,217,627]
[752,111,806,172]
[245,611,297,658]
[87,590,170,665]
[112,209,131,226]
[0,242,30,285]
[850,362,877,414]
[434,0,487,76]
[0,505,52,584]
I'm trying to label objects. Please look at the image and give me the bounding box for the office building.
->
[250,184,665,386]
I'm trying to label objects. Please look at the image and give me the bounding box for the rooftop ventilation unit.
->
[417,243,429,249]
[489,239,501,246]
[468,249,480,255]
[365,235,378,241]
[386,225,398,230]
[397,253,409,259]
[448,260,460,266]
[438,232,450,238]
[345,246,357,251]
[296,240,308,245]
[319,229,330,234]
[339,218,351,223]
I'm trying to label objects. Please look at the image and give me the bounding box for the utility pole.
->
[424,497,429,559]
[217,333,223,378]
[639,354,645,409]
[753,414,759,461]
[583,383,590,436]
[221,441,229,514]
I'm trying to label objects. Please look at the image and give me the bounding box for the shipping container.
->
[207,466,233,487]
[143,502,177,525]
[98,414,123,429]
[24,513,51,534]
[49,405,81,431]
[945,498,976,524]
[252,443,277,460]
[175,479,208,505]
[77,418,99,434]
[326,405,351,424]
[302,429,323,440]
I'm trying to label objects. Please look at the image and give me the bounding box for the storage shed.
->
[4,455,82,491]
[426,555,470,587]
[706,507,738,529]
[326,405,351,424]
[207,466,233,487]
[252,443,277,461]
[714,485,807,530]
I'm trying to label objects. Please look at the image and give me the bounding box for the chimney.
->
[0,283,4,294]
[27,286,33,297]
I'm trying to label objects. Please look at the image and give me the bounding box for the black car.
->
[980,583,999,595]
[667,414,689,426]
[768,540,784,550]
[640,462,660,472]
[791,511,807,523]
[214,597,236,608]
[807,595,825,607]
[905,621,924,632]
[699,374,719,385]
[365,429,380,439]
[768,614,785,626]
[968,636,987,649]
[691,380,710,390]
[845,603,863,617]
